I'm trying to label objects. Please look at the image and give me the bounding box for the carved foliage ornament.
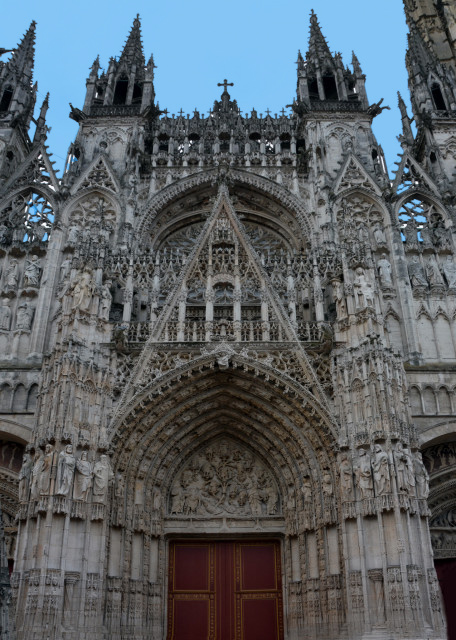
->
[168,438,280,517]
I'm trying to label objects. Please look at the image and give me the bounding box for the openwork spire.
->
[6,20,36,80]
[307,10,333,65]
[118,14,145,70]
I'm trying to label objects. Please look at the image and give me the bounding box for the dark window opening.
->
[431,83,446,111]
[94,84,104,104]
[249,132,261,141]
[372,149,378,160]
[158,133,169,152]
[430,152,437,163]
[189,133,200,142]
[6,151,14,161]
[308,78,319,100]
[297,139,306,154]
[323,74,338,101]
[280,133,291,150]
[132,83,143,104]
[0,86,13,112]
[113,78,129,105]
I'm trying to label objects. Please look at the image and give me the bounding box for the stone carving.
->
[426,257,444,288]
[414,452,429,499]
[393,442,414,494]
[354,448,374,499]
[377,254,392,288]
[18,452,33,502]
[372,445,391,495]
[0,299,11,330]
[442,255,456,288]
[23,255,41,287]
[408,256,427,288]
[372,223,387,248]
[169,439,280,517]
[30,444,54,499]
[70,268,96,313]
[92,455,114,503]
[73,452,92,502]
[332,280,347,319]
[353,268,374,308]
[56,445,76,496]
[99,280,112,321]
[15,302,34,330]
[339,453,354,501]
[5,259,18,290]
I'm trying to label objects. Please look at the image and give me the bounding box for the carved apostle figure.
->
[377,254,393,287]
[408,256,427,288]
[353,267,374,308]
[38,444,54,495]
[372,445,391,495]
[442,255,456,288]
[0,299,11,330]
[5,259,18,290]
[339,454,355,501]
[56,444,76,496]
[403,447,416,496]
[30,450,43,501]
[355,448,374,499]
[99,280,112,321]
[71,268,95,312]
[16,302,34,330]
[426,257,445,287]
[73,451,93,501]
[18,452,33,502]
[92,454,114,503]
[373,223,387,247]
[393,442,409,493]
[59,257,72,283]
[414,452,430,499]
[23,255,41,287]
[332,280,347,319]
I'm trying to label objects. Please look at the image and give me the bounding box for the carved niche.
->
[168,438,281,518]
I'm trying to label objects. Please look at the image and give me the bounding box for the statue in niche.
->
[339,454,355,501]
[67,226,79,246]
[393,442,409,493]
[442,255,456,288]
[414,453,429,499]
[0,298,11,330]
[56,444,76,496]
[114,472,125,499]
[355,448,374,499]
[36,444,54,496]
[15,302,34,330]
[372,445,391,495]
[70,267,96,313]
[169,439,279,517]
[92,454,114,503]
[408,256,427,288]
[301,476,312,504]
[23,255,41,287]
[377,254,393,288]
[372,223,387,247]
[322,469,333,496]
[426,257,445,287]
[18,452,33,502]
[73,451,93,501]
[99,280,112,321]
[5,259,18,290]
[30,450,43,500]
[353,267,374,308]
[403,447,416,496]
[332,280,347,319]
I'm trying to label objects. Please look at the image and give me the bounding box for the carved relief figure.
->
[168,439,279,517]
[73,452,93,501]
[372,445,391,495]
[414,452,429,499]
[426,257,444,287]
[99,280,112,321]
[23,255,41,287]
[38,444,54,496]
[373,223,387,247]
[0,299,11,330]
[333,280,347,318]
[377,254,393,287]
[15,302,34,330]
[71,268,95,312]
[442,255,456,288]
[393,442,409,493]
[353,267,374,308]
[339,454,354,501]
[56,445,76,496]
[355,448,374,499]
[408,256,427,288]
[5,259,18,290]
[18,452,33,502]
[92,455,114,503]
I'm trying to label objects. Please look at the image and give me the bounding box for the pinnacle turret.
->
[118,14,145,71]
[6,20,36,81]
[307,10,332,65]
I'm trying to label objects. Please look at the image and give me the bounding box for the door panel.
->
[168,540,283,640]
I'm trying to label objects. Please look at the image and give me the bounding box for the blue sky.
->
[1,0,411,176]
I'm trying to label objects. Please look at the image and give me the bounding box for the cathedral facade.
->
[0,2,455,639]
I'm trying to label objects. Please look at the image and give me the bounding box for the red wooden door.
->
[167,540,283,640]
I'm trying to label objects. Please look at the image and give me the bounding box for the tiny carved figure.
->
[0,299,11,330]
[18,452,33,502]
[23,255,41,287]
[30,450,43,501]
[92,454,114,503]
[414,453,430,499]
[5,259,18,290]
[56,444,76,496]
[333,280,347,318]
[408,256,427,288]
[355,448,374,499]
[38,444,54,496]
[373,223,387,247]
[73,451,93,501]
[372,445,391,495]
[339,454,354,501]
[426,257,444,287]
[353,267,374,308]
[377,254,393,287]
[99,280,112,321]
[16,302,34,330]
[442,255,456,288]
[71,268,95,312]
[393,442,409,493]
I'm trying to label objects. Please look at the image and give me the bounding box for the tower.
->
[0,5,454,640]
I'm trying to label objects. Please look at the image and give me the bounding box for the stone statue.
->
[322,469,333,496]
[23,255,41,287]
[408,256,427,288]
[333,280,347,319]
[403,447,416,496]
[39,444,54,496]
[353,267,374,308]
[30,450,43,501]
[301,476,312,504]
[355,448,374,499]
[414,452,430,499]
[377,254,393,287]
[99,280,112,321]
[0,299,11,330]
[18,452,33,502]
[16,302,34,330]
[372,444,391,495]
[67,226,79,246]
[339,454,354,501]
[373,223,386,247]
[442,255,456,288]
[73,451,93,501]
[426,258,445,287]
[59,257,72,283]
[92,454,114,503]
[393,442,408,493]
[114,472,125,499]
[56,445,76,496]
[70,268,96,312]
[5,259,18,290]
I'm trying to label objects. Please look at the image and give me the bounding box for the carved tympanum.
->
[168,438,280,517]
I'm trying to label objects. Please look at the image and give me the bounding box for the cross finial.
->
[265,108,271,116]
[217,79,234,93]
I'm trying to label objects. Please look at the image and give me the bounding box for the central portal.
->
[167,540,284,640]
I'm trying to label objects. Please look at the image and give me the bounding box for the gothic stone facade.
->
[0,2,455,639]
